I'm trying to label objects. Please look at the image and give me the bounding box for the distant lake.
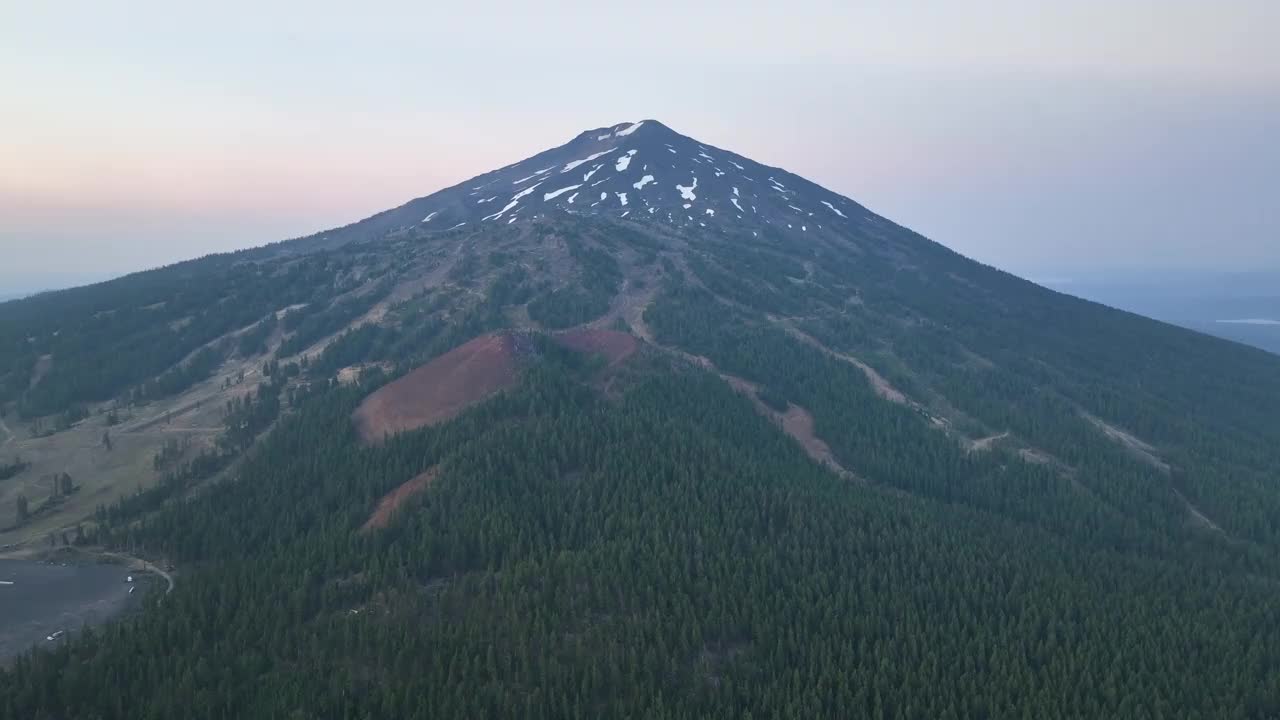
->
[1217,319,1280,326]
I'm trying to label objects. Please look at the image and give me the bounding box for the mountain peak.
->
[299,120,870,250]
[580,119,670,141]
[441,118,863,233]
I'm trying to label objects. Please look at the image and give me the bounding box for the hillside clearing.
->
[362,467,439,531]
[353,333,524,444]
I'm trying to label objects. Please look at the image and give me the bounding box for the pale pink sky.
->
[2,1,1277,291]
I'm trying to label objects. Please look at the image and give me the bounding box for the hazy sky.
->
[2,1,1277,292]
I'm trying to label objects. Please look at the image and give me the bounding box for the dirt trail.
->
[719,367,856,480]
[602,276,661,338]
[362,467,439,531]
[1172,489,1225,534]
[627,297,659,345]
[631,302,857,480]
[124,399,217,433]
[968,432,1009,452]
[0,415,12,448]
[1080,413,1231,536]
[773,322,910,406]
[354,249,464,329]
[1082,413,1171,473]
[121,365,259,435]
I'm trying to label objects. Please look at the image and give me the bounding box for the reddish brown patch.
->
[362,467,438,531]
[353,333,520,444]
[553,329,639,367]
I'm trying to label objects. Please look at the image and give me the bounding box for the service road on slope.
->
[627,301,858,481]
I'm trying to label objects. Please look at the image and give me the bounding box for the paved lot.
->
[0,559,144,662]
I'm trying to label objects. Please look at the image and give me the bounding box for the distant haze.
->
[1042,269,1280,354]
[2,1,1278,293]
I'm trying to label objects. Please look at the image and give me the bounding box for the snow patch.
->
[513,167,553,185]
[483,200,519,221]
[728,160,744,170]
[633,174,655,190]
[731,198,743,212]
[567,192,579,204]
[676,176,698,201]
[544,184,581,201]
[821,200,848,218]
[614,121,645,137]
[421,211,438,223]
[617,192,628,206]
[564,149,617,174]
[483,181,543,221]
[705,208,715,216]
[732,186,740,196]
[615,149,637,172]
[512,183,542,202]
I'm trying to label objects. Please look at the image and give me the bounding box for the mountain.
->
[285,120,869,251]
[2,121,1279,718]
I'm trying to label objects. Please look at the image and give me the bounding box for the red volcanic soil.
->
[353,333,520,444]
[553,329,639,367]
[362,467,438,532]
